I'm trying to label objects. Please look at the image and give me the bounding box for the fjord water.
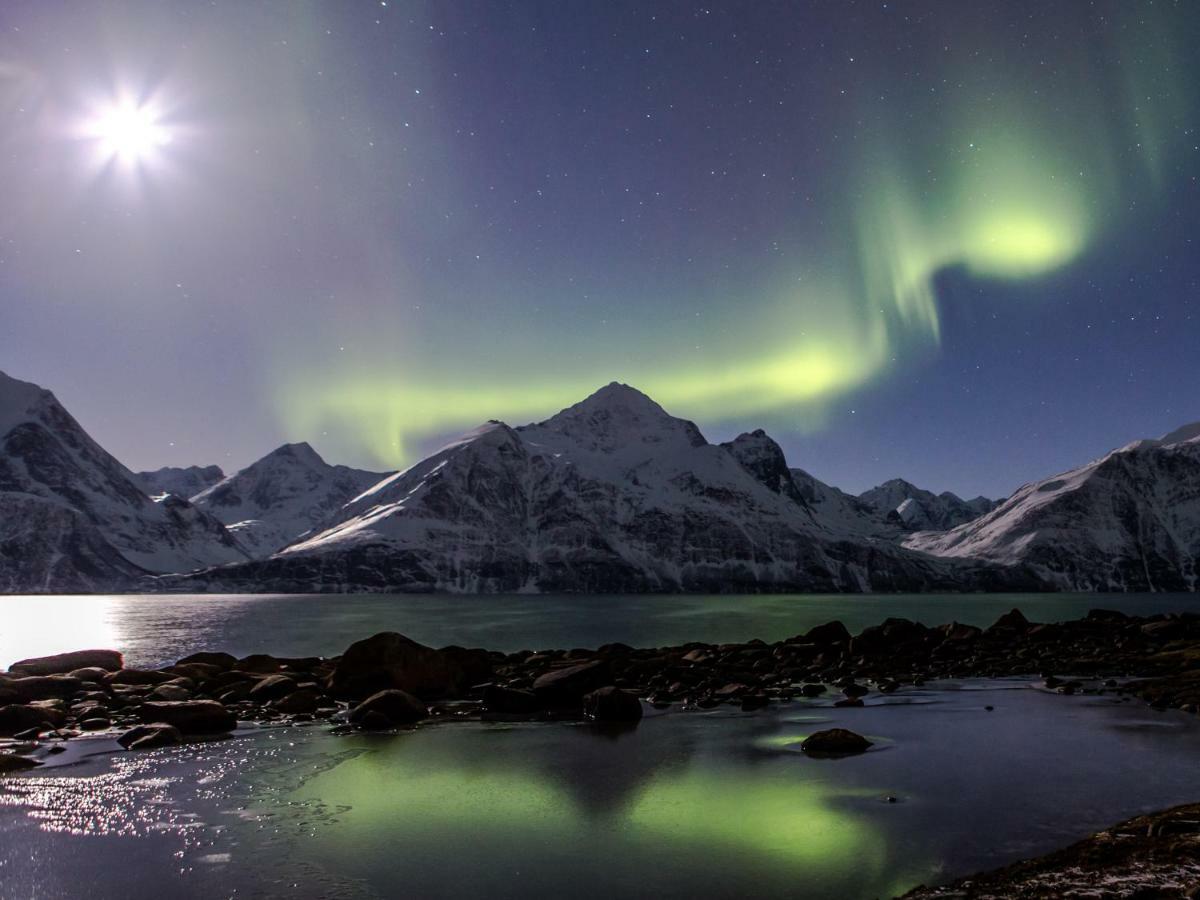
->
[4,592,1200,899]
[3,591,1199,669]
[5,682,1200,899]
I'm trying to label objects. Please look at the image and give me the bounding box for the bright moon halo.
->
[82,100,171,167]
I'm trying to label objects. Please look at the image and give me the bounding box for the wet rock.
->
[177,651,237,670]
[0,753,42,773]
[79,717,111,731]
[583,686,644,722]
[67,666,115,682]
[235,654,282,675]
[271,688,322,715]
[106,669,174,686]
[834,697,864,708]
[740,693,769,711]
[481,684,541,715]
[118,723,183,750]
[9,649,123,677]
[329,632,467,701]
[531,660,612,706]
[138,700,237,735]
[841,682,870,699]
[248,674,298,701]
[800,683,827,697]
[0,704,67,736]
[800,728,873,756]
[349,689,427,728]
[437,646,494,686]
[148,684,192,702]
[6,675,82,701]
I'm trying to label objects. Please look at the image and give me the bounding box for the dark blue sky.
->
[1,0,1196,498]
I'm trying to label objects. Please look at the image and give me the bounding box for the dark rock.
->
[988,608,1031,633]
[271,688,322,715]
[138,700,237,735]
[118,723,183,750]
[148,684,192,701]
[328,632,467,701]
[842,683,870,698]
[939,622,982,642]
[355,710,393,731]
[583,686,644,721]
[9,649,123,676]
[67,666,115,682]
[740,693,769,711]
[800,727,873,755]
[235,654,282,675]
[481,684,541,715]
[800,683,827,697]
[5,675,82,701]
[349,689,427,727]
[0,704,67,736]
[532,660,612,706]
[106,669,174,686]
[248,674,298,701]
[834,697,864,708]
[177,651,237,670]
[437,646,494,686]
[804,621,851,646]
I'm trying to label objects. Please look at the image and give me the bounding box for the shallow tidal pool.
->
[3,680,1200,899]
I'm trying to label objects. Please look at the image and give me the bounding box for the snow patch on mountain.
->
[859,478,997,531]
[136,464,224,500]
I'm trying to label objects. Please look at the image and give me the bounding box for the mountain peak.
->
[265,441,325,466]
[528,383,707,451]
[0,370,58,437]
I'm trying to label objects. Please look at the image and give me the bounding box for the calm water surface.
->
[2,591,1198,667]
[3,682,1200,899]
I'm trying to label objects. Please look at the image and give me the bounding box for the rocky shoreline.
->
[4,606,1200,895]
[4,607,1200,764]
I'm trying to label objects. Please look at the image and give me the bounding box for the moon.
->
[82,100,171,167]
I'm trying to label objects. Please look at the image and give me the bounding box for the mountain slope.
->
[169,383,1031,593]
[0,371,248,589]
[136,464,224,499]
[905,428,1200,591]
[191,443,387,556]
[859,478,997,531]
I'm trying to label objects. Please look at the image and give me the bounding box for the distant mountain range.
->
[1,369,1196,593]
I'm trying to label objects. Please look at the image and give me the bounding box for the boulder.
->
[988,608,1031,633]
[247,674,298,701]
[236,654,283,675]
[437,646,494,686]
[5,675,82,701]
[804,621,851,646]
[481,684,541,715]
[148,684,192,702]
[532,660,612,705]
[118,723,183,750]
[800,728,873,756]
[9,649,123,677]
[177,651,237,670]
[106,669,174,686]
[271,688,322,715]
[138,700,237,735]
[583,686,644,722]
[0,703,67,736]
[348,689,427,728]
[328,632,466,701]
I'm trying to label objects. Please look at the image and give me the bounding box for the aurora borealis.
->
[1,1,1197,497]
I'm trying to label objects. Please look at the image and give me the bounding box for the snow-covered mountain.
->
[859,479,997,531]
[135,464,224,500]
[190,443,387,556]
[0,371,248,591]
[905,424,1200,591]
[171,383,1028,593]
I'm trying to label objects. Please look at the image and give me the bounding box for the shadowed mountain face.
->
[858,479,998,532]
[135,464,225,500]
[0,370,247,591]
[168,383,1037,594]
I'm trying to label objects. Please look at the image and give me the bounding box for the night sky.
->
[1,1,1197,499]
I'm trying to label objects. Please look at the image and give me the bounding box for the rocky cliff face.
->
[170,384,1030,593]
[905,429,1200,591]
[0,370,247,591]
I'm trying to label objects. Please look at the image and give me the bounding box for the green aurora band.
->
[276,10,1193,467]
